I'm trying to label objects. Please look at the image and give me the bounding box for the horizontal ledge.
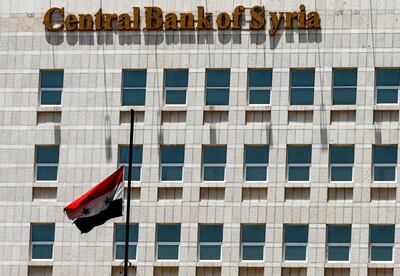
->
[37,107,62,112]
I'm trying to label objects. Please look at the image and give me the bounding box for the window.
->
[290,69,315,105]
[206,69,230,105]
[330,145,354,182]
[164,69,188,105]
[373,145,397,182]
[241,224,265,261]
[39,70,63,106]
[203,146,227,181]
[370,225,394,262]
[157,224,181,260]
[119,145,143,181]
[122,69,146,106]
[284,225,308,261]
[332,68,357,105]
[114,224,138,260]
[287,146,312,182]
[248,69,272,105]
[35,146,60,181]
[326,225,351,262]
[376,68,400,104]
[199,224,223,261]
[31,223,55,260]
[245,145,269,181]
[161,146,184,181]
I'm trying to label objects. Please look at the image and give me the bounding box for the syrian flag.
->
[64,167,124,233]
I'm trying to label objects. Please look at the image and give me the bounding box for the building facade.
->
[0,0,400,276]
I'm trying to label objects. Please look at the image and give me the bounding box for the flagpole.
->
[124,109,134,276]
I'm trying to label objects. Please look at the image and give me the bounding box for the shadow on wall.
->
[45,29,322,49]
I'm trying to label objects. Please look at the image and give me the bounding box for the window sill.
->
[37,106,62,112]
[120,106,146,112]
[200,182,226,188]
[203,106,229,111]
[242,182,268,187]
[162,106,187,111]
[330,105,357,111]
[153,260,180,266]
[123,181,141,188]
[281,261,308,267]
[368,262,394,268]
[112,260,136,267]
[288,106,314,111]
[246,105,272,111]
[196,261,222,266]
[324,262,351,268]
[28,260,53,266]
[374,105,399,111]
[33,182,58,188]
[285,182,311,188]
[327,182,354,188]
[370,182,397,188]
[157,182,184,188]
[238,261,265,267]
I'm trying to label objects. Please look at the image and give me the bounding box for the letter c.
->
[43,7,64,31]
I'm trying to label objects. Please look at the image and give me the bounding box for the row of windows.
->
[39,68,400,106]
[32,223,395,262]
[35,145,399,182]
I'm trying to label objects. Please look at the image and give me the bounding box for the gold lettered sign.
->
[43,5,321,35]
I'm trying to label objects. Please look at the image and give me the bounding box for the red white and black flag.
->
[64,167,124,233]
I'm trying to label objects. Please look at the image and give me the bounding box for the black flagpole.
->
[124,109,134,276]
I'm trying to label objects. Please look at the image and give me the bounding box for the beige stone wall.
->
[0,0,399,275]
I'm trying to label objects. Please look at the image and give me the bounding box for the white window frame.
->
[39,87,63,107]
[156,241,180,261]
[164,86,187,106]
[161,163,184,182]
[370,242,394,263]
[247,86,272,106]
[284,242,308,262]
[198,242,222,261]
[330,163,354,183]
[373,163,397,183]
[375,85,399,105]
[241,242,265,262]
[326,242,351,263]
[35,163,59,182]
[287,163,311,183]
[114,241,138,261]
